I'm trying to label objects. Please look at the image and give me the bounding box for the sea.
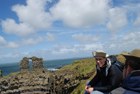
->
[0,57,88,76]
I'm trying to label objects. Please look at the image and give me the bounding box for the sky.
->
[0,0,140,64]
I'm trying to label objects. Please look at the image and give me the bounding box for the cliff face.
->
[0,56,55,94]
[54,58,96,94]
[0,69,55,94]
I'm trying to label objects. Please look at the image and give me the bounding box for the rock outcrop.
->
[0,70,2,78]
[19,57,30,71]
[19,56,45,72]
[30,56,44,70]
[54,58,96,94]
[0,70,55,94]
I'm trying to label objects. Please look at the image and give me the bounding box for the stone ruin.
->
[0,70,2,78]
[19,56,44,71]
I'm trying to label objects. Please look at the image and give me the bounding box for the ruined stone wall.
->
[0,70,55,94]
[0,70,2,79]
[31,56,44,70]
[19,56,44,72]
[19,57,30,71]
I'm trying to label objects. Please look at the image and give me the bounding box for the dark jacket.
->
[88,56,123,92]
[122,70,140,94]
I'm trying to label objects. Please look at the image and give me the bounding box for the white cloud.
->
[50,0,111,28]
[1,0,53,37]
[104,31,140,54]
[47,43,104,58]
[20,36,44,46]
[72,33,103,44]
[0,51,6,55]
[5,42,19,49]
[109,34,118,41]
[66,44,74,49]
[107,7,128,32]
[46,32,56,42]
[133,12,140,26]
[12,0,53,30]
[0,36,7,45]
[122,32,139,41]
[1,19,35,37]
[0,36,19,49]
[0,36,44,49]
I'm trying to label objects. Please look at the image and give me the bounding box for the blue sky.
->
[0,0,140,63]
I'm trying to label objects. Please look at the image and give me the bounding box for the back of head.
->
[122,49,140,70]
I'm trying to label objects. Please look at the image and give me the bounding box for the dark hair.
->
[125,59,140,70]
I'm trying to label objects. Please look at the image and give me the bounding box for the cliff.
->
[54,58,96,94]
[0,69,54,94]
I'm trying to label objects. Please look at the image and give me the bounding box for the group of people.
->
[84,49,140,94]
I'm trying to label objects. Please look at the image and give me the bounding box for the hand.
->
[85,85,91,93]
[88,87,94,93]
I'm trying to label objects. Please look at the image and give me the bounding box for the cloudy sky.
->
[0,0,140,64]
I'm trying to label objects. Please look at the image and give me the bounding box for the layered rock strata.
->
[0,70,55,94]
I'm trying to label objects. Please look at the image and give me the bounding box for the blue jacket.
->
[122,70,140,94]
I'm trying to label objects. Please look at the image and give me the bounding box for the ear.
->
[127,65,133,73]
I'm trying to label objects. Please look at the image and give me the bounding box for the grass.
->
[71,72,97,94]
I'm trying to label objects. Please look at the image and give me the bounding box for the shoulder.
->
[110,64,119,71]
[108,64,122,74]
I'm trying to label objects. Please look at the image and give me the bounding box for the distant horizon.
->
[0,56,93,64]
[0,51,129,64]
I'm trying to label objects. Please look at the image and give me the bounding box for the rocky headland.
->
[0,54,126,94]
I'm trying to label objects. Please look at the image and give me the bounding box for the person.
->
[121,49,140,94]
[85,50,123,94]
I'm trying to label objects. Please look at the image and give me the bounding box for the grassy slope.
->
[55,58,96,92]
[56,58,96,76]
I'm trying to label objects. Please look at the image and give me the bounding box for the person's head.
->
[92,50,109,67]
[122,49,140,79]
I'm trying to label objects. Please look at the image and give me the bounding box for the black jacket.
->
[88,56,123,92]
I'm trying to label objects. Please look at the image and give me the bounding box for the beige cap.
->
[92,50,109,58]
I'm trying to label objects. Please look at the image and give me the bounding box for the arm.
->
[94,65,123,92]
[88,69,101,87]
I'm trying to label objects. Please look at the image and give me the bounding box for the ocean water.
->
[0,58,86,76]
